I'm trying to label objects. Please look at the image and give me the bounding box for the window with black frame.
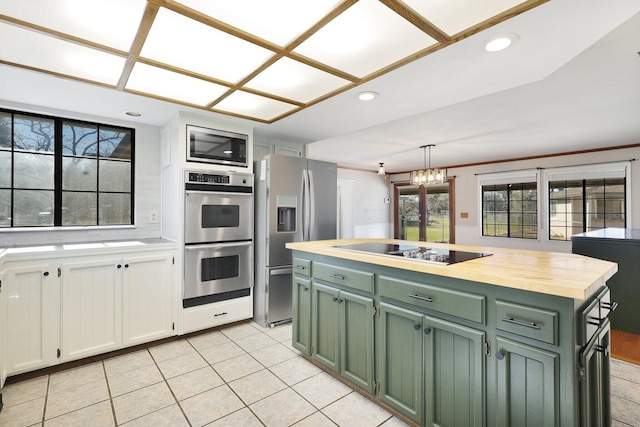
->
[548,178,625,241]
[482,182,537,239]
[0,109,134,228]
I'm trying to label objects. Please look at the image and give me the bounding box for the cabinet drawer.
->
[495,300,558,345]
[313,262,374,293]
[379,275,485,324]
[293,257,311,277]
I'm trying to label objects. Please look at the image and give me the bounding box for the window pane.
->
[100,127,132,159]
[13,115,55,152]
[0,151,11,187]
[13,190,54,226]
[63,157,97,191]
[0,189,10,227]
[62,192,97,225]
[99,160,131,192]
[99,193,131,225]
[0,112,11,148]
[62,122,98,156]
[14,152,55,189]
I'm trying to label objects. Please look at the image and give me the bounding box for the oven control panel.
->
[185,170,253,190]
[188,172,230,184]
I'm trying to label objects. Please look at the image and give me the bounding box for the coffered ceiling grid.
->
[0,0,546,123]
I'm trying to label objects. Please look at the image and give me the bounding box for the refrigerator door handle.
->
[308,169,316,241]
[270,267,293,276]
[302,168,311,241]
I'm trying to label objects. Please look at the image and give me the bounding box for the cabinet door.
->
[423,315,486,427]
[311,282,340,372]
[122,252,175,346]
[340,290,374,393]
[580,320,611,427]
[61,257,122,361]
[5,263,59,374]
[292,276,311,354]
[377,302,423,424]
[495,337,559,427]
[0,268,6,387]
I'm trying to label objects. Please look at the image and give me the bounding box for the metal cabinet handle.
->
[413,324,421,331]
[117,264,122,269]
[595,345,609,356]
[303,286,309,292]
[330,274,345,280]
[124,264,129,268]
[43,271,49,277]
[408,294,433,303]
[295,265,306,270]
[501,317,541,330]
[423,328,431,335]
[496,351,505,360]
[602,301,618,312]
[214,312,228,317]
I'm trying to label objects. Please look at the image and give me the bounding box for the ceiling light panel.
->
[0,22,125,85]
[0,0,146,52]
[140,8,275,84]
[293,0,437,78]
[244,57,351,103]
[174,0,342,47]
[126,63,228,107]
[403,0,527,36]
[215,91,299,121]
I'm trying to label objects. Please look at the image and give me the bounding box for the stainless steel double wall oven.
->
[183,170,253,308]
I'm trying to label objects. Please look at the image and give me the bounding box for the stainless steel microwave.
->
[186,124,248,167]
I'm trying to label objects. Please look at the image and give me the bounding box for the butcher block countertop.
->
[286,238,618,300]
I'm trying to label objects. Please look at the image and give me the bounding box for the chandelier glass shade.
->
[410,144,447,185]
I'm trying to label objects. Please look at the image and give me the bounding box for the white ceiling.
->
[1,0,639,174]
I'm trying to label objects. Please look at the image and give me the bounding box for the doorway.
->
[395,180,454,243]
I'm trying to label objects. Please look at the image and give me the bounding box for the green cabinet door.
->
[423,315,486,427]
[341,289,374,393]
[292,276,311,355]
[495,337,559,427]
[311,282,340,372]
[378,302,424,424]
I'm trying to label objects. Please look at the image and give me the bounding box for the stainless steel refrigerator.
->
[254,154,337,327]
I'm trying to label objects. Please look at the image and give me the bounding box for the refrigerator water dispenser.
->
[277,207,296,232]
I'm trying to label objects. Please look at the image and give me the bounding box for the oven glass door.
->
[185,191,253,243]
[184,241,253,300]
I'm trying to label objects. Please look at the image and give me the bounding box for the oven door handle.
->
[185,241,253,251]
[185,190,252,197]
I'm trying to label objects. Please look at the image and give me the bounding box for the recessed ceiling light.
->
[358,91,379,101]
[484,34,519,52]
[125,111,142,117]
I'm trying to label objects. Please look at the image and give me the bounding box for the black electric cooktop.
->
[333,242,491,265]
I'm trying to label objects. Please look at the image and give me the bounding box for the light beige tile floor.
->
[1,320,639,426]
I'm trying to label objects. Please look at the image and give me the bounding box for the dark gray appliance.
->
[254,154,337,327]
[183,170,253,308]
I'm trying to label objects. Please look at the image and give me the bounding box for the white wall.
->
[0,100,163,246]
[450,146,640,253]
[337,168,392,238]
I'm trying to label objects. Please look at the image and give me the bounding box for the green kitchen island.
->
[286,239,618,427]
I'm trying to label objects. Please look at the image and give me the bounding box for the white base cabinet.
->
[4,262,60,375]
[122,253,175,346]
[61,257,123,361]
[2,245,177,376]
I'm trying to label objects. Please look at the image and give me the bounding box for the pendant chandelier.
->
[410,144,447,185]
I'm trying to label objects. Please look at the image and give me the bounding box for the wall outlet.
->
[149,211,158,223]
